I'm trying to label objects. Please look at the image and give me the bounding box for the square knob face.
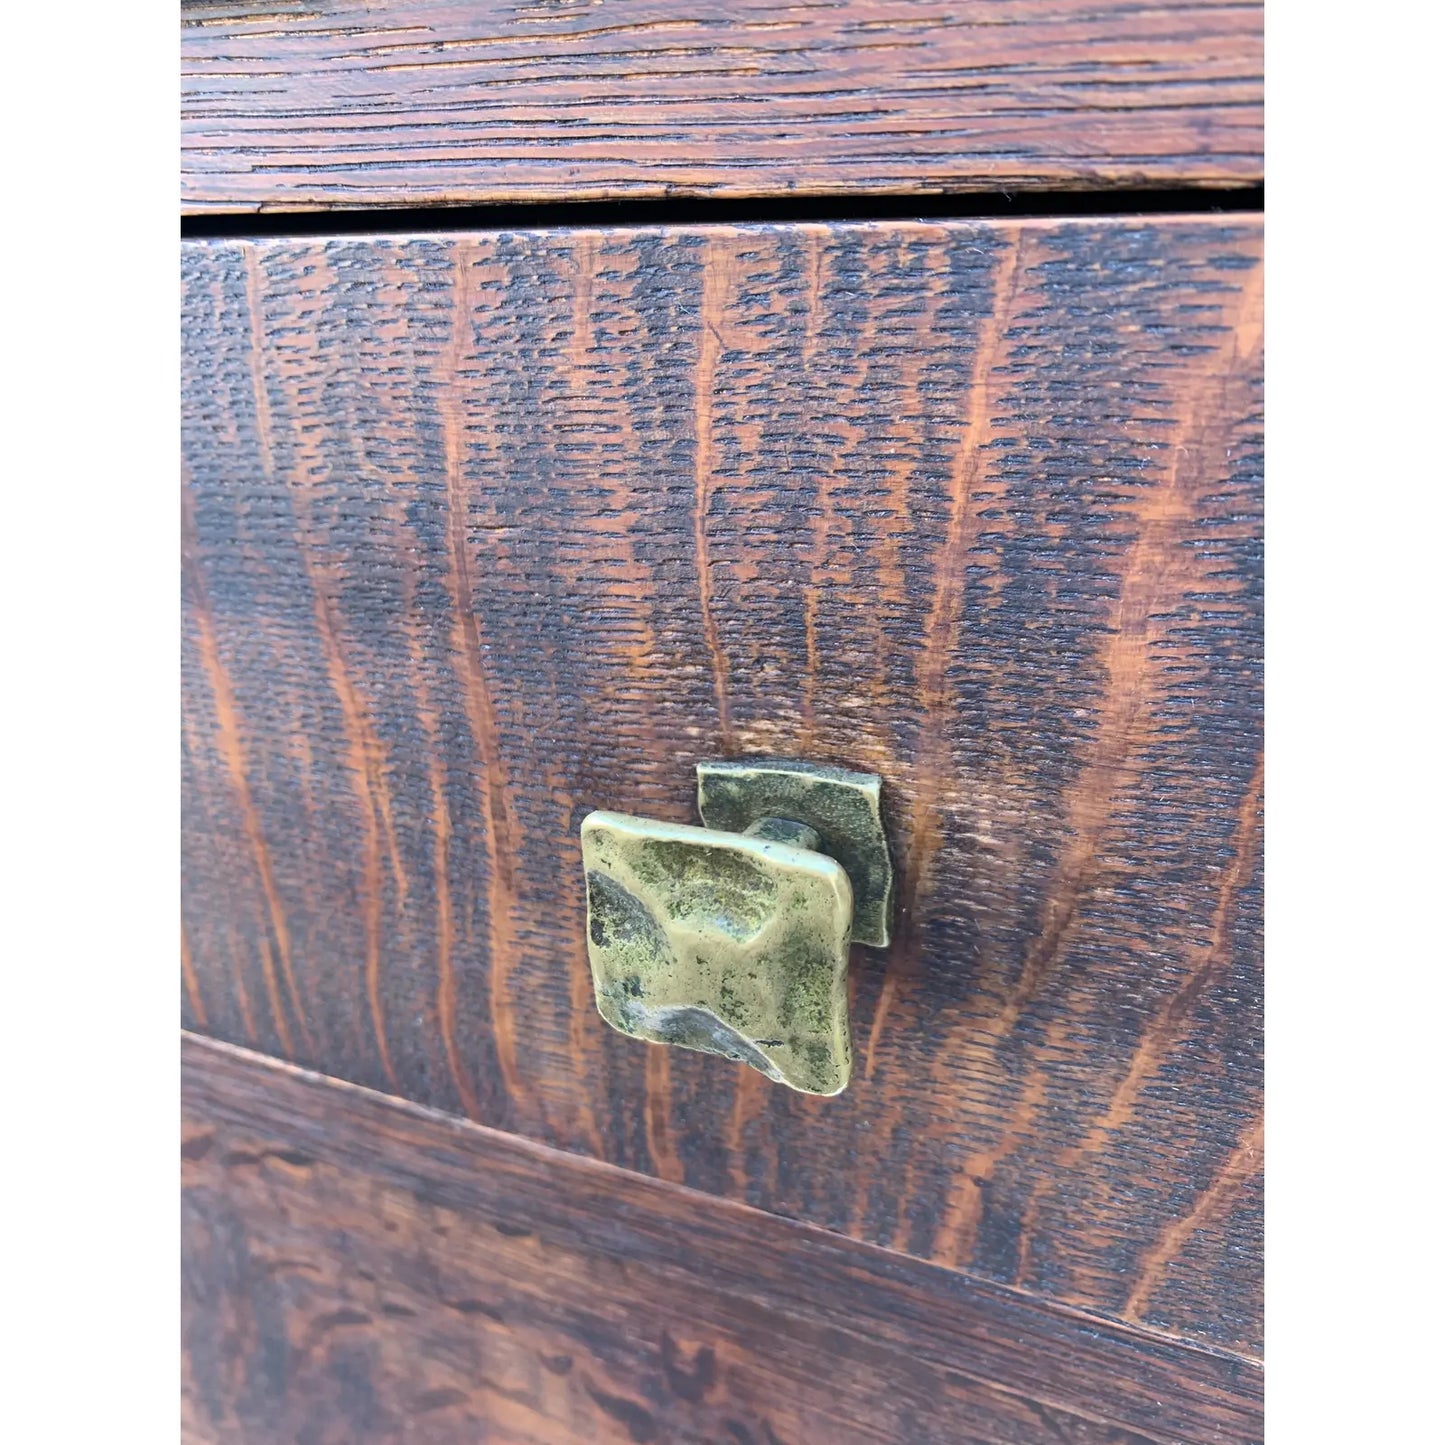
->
[580,811,854,1096]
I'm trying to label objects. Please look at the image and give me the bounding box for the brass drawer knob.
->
[580,760,893,1096]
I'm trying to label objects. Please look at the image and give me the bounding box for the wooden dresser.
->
[181,4,1264,1440]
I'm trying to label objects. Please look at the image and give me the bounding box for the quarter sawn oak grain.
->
[181,0,1263,212]
[181,215,1263,1354]
[182,1033,1264,1445]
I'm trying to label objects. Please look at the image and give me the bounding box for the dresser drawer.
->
[182,0,1263,211]
[182,215,1262,1363]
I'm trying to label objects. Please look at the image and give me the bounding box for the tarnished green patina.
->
[580,810,855,1096]
[580,759,891,1095]
[696,758,894,947]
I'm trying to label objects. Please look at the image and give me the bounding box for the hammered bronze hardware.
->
[580,760,893,1097]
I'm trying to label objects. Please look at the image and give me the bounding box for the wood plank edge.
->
[182,1029,1262,1444]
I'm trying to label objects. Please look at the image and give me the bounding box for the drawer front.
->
[181,216,1262,1353]
[181,0,1264,211]
[183,1032,1263,1445]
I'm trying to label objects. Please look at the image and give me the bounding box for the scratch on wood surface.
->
[998,257,1263,1037]
[863,229,1025,1082]
[1124,1118,1263,1322]
[1077,754,1262,1162]
[430,743,482,1122]
[244,249,400,1089]
[799,231,831,749]
[644,1043,685,1184]
[937,253,1264,1273]
[224,917,260,1046]
[444,245,523,1122]
[1008,751,1262,1286]
[694,236,733,749]
[181,923,210,1030]
[559,231,612,1159]
[398,530,484,1124]
[183,483,310,1057]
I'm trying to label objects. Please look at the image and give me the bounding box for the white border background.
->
[1268,1,1443,1440]
[6,6,176,1440]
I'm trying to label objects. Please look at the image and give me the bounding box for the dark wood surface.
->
[181,0,1263,212]
[182,1032,1263,1444]
[181,215,1263,1354]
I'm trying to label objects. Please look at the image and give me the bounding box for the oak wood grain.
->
[182,1032,1263,1445]
[181,0,1263,212]
[181,215,1263,1354]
